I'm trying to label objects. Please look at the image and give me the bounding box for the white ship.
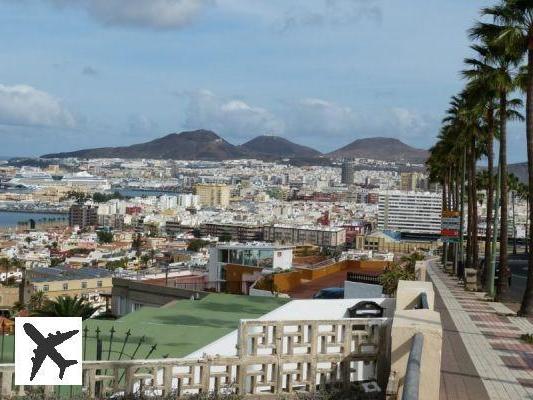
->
[62,171,111,190]
[6,167,54,188]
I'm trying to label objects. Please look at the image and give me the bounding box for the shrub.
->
[379,263,416,295]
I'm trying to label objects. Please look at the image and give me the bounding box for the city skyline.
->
[2,0,525,161]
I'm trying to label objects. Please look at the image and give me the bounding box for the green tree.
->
[28,291,48,312]
[471,22,522,298]
[33,295,99,320]
[0,258,10,282]
[96,230,114,244]
[106,258,128,271]
[139,254,151,269]
[187,239,208,252]
[131,233,143,256]
[379,263,416,295]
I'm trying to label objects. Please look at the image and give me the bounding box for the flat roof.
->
[186,298,389,359]
[29,266,113,283]
[216,242,293,251]
[82,293,289,360]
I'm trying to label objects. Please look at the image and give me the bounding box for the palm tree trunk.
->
[466,143,473,270]
[526,196,530,255]
[442,178,448,266]
[484,107,494,284]
[471,135,479,271]
[497,92,509,299]
[512,191,517,255]
[520,42,533,315]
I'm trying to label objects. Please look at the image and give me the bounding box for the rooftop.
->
[28,266,113,283]
[82,293,289,360]
[215,242,293,250]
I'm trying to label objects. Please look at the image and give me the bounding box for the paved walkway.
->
[428,260,533,399]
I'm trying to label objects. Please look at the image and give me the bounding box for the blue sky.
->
[0,0,525,161]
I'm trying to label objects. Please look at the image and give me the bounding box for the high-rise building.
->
[68,204,98,229]
[378,191,442,234]
[195,183,231,208]
[400,172,430,191]
[341,162,355,185]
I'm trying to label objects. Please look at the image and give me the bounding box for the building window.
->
[43,285,49,292]
[81,281,88,289]
[62,283,68,290]
[97,280,103,288]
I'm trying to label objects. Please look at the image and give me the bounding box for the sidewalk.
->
[428,261,533,399]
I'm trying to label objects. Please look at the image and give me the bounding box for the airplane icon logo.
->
[15,317,82,385]
[24,323,78,381]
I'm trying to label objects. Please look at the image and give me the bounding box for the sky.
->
[0,0,526,161]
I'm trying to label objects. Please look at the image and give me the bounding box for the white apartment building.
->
[377,191,442,234]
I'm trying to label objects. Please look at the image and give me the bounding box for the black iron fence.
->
[346,271,381,285]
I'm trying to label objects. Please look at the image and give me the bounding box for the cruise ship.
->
[62,171,111,190]
[6,167,54,188]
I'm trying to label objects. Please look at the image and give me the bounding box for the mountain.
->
[42,130,429,163]
[240,135,322,159]
[508,162,528,184]
[42,130,248,160]
[328,137,429,163]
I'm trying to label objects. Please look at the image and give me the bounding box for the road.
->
[507,254,529,304]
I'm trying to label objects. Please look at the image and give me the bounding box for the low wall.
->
[259,259,389,294]
[389,268,442,400]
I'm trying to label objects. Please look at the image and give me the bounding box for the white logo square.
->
[15,317,83,385]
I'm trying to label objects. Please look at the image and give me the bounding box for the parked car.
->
[313,287,344,299]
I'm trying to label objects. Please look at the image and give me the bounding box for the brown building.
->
[200,222,264,241]
[69,204,98,229]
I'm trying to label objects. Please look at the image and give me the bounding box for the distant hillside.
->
[328,137,429,163]
[240,135,321,159]
[508,162,528,184]
[42,130,248,161]
[42,130,430,163]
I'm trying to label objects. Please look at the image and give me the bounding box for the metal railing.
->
[0,318,386,398]
[402,333,424,400]
[415,292,429,310]
[346,272,381,285]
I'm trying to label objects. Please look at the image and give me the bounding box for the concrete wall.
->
[395,280,435,311]
[391,310,442,400]
[389,278,442,400]
[257,259,389,294]
[111,278,209,316]
[344,280,383,299]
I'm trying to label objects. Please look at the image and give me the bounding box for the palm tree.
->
[28,291,48,311]
[471,0,533,314]
[463,43,499,282]
[470,21,522,299]
[33,295,99,320]
[0,258,10,282]
[428,94,472,272]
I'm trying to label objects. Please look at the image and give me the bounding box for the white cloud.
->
[183,89,284,140]
[277,0,382,32]
[283,97,434,149]
[46,0,213,29]
[127,114,159,137]
[179,91,433,149]
[0,84,75,128]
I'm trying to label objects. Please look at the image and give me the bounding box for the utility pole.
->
[488,163,501,299]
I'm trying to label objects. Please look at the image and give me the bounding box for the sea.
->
[0,211,67,227]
